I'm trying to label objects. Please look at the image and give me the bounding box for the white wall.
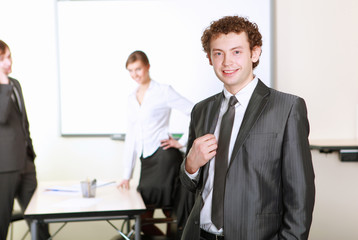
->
[2,0,358,239]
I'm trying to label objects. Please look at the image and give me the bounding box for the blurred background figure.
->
[118,50,195,238]
[0,40,50,239]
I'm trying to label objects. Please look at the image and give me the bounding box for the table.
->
[24,181,146,240]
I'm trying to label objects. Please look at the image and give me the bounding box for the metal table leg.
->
[135,215,141,240]
[30,219,38,240]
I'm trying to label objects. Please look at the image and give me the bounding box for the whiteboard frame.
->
[55,0,275,137]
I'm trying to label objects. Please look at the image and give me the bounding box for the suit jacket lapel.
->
[15,83,25,114]
[207,93,223,134]
[202,92,223,186]
[9,78,28,134]
[229,80,270,165]
[8,79,20,114]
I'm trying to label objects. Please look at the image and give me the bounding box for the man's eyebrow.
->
[212,46,244,52]
[231,46,244,50]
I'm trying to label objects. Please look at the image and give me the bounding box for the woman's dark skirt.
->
[137,147,182,208]
[137,147,195,236]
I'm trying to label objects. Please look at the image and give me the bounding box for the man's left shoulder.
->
[8,77,21,87]
[268,88,305,106]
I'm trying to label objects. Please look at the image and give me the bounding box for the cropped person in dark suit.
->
[180,16,315,240]
[0,40,50,240]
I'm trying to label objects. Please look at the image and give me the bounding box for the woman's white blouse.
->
[122,80,193,180]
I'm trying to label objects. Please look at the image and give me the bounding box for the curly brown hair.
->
[201,16,262,69]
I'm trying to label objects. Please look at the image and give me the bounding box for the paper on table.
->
[52,198,103,210]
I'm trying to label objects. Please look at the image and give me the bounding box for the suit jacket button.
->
[194,221,199,225]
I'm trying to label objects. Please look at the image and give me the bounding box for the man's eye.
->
[234,51,240,54]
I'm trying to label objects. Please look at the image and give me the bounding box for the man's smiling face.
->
[208,32,261,94]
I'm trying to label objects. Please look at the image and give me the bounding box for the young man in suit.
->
[180,16,315,240]
[0,40,50,240]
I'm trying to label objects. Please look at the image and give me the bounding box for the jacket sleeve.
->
[13,79,36,160]
[180,104,201,193]
[279,97,315,240]
[0,84,13,124]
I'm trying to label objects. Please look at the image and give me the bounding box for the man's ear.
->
[207,53,213,66]
[251,46,262,63]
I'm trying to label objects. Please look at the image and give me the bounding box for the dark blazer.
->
[180,80,315,240]
[0,77,35,173]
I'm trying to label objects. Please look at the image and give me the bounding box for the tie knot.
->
[229,96,238,107]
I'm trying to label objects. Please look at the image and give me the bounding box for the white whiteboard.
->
[57,0,273,135]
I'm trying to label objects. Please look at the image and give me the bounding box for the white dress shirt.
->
[123,80,193,180]
[187,77,258,234]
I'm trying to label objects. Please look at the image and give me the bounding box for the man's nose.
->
[223,54,233,66]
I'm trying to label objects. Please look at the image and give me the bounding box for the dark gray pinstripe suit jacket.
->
[180,80,315,240]
[0,77,35,173]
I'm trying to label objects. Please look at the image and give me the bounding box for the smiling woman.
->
[56,0,273,135]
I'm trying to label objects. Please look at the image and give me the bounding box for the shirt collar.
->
[131,79,155,96]
[222,77,258,108]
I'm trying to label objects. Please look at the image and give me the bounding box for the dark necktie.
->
[212,95,238,229]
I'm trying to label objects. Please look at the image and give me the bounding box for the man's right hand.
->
[185,134,217,174]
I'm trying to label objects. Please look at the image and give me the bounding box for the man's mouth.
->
[223,69,237,74]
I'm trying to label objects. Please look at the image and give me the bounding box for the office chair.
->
[9,210,29,240]
[140,205,177,240]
